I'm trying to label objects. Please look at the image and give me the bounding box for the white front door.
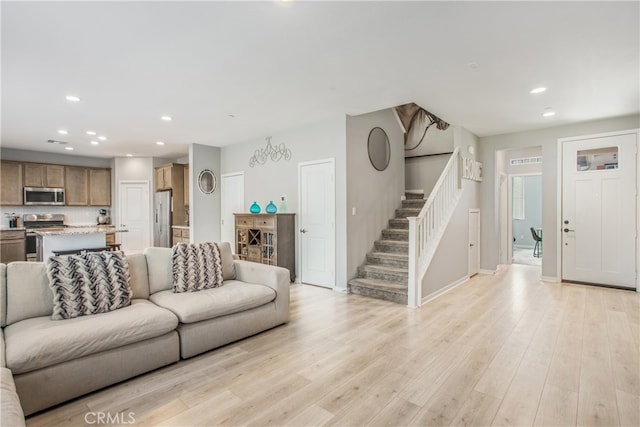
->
[221,172,244,252]
[562,131,637,288]
[298,159,335,288]
[469,209,480,276]
[118,181,151,253]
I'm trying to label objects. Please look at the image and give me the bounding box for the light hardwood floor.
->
[27,264,640,426]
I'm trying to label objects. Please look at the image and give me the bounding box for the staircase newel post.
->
[407,216,420,308]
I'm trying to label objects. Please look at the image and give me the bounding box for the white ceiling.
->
[2,1,638,159]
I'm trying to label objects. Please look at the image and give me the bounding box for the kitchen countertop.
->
[34,226,129,236]
[0,227,26,232]
[171,225,190,229]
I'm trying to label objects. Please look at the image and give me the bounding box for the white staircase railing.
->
[407,147,462,308]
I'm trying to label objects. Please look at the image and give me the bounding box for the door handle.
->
[563,228,575,233]
[470,243,475,247]
[300,229,307,233]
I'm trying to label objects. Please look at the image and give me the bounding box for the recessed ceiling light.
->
[57,129,68,135]
[65,95,80,102]
[161,116,172,121]
[156,141,165,146]
[530,87,547,94]
[90,140,99,146]
[542,111,556,117]
[65,146,74,151]
[467,62,479,69]
[98,136,107,141]
[86,131,97,136]
[126,154,133,157]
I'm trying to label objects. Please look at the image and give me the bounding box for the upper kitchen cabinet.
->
[64,166,89,206]
[0,161,23,205]
[155,163,184,192]
[89,168,111,206]
[23,163,65,188]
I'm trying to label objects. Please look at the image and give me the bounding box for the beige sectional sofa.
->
[0,243,290,417]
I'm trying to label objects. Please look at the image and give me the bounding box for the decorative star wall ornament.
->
[249,137,292,167]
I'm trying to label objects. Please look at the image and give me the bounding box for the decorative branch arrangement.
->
[249,137,292,167]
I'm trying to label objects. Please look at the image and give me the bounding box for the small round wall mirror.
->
[368,127,391,171]
[197,169,217,194]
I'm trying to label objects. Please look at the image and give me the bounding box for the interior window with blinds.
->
[512,176,525,220]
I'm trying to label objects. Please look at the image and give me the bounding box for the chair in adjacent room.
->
[530,227,542,257]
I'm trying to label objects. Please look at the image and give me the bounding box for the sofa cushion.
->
[47,251,132,320]
[172,242,224,292]
[127,253,150,300]
[146,242,236,294]
[149,280,276,324]
[1,368,25,427]
[5,262,53,326]
[4,299,178,375]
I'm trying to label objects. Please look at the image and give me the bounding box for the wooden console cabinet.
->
[234,213,295,282]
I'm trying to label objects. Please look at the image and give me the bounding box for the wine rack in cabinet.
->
[234,213,295,282]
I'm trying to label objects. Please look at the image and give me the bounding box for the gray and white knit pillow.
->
[47,251,132,320]
[172,242,224,293]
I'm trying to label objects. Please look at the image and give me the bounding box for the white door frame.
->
[468,209,480,277]
[507,172,542,265]
[297,158,336,288]
[557,128,640,291]
[220,171,245,251]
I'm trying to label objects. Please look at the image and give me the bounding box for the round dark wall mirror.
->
[368,127,390,171]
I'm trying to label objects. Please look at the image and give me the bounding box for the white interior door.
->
[221,173,244,252]
[469,209,480,276]
[299,159,335,288]
[562,132,637,288]
[118,181,151,253]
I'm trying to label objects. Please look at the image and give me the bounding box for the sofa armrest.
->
[233,261,290,324]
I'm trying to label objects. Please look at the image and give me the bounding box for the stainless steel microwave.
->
[23,187,65,205]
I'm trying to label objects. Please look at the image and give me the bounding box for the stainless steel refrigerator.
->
[153,191,172,247]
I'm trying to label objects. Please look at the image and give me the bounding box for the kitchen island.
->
[35,226,128,261]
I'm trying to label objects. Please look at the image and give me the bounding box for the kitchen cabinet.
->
[172,227,190,245]
[0,161,23,205]
[89,168,111,206]
[234,213,295,282]
[0,229,26,263]
[65,167,89,206]
[155,164,177,191]
[155,163,186,226]
[23,163,65,188]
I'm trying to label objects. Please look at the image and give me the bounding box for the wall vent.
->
[510,156,542,166]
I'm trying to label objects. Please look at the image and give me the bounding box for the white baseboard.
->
[541,275,561,283]
[479,269,496,275]
[333,286,349,293]
[421,275,469,305]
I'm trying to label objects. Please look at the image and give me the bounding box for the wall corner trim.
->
[541,275,561,283]
[479,269,497,275]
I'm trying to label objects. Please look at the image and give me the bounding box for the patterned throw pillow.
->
[47,251,132,320]
[172,242,224,293]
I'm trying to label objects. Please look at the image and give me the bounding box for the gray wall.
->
[422,126,480,297]
[346,109,405,281]
[190,144,221,243]
[479,113,640,278]
[513,175,542,248]
[0,148,111,168]
[405,155,449,195]
[221,116,348,288]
